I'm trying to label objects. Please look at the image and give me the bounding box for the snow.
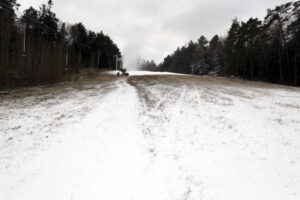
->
[0,73,300,200]
[102,70,180,76]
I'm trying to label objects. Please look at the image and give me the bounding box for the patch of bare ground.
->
[128,75,183,109]
[129,74,300,90]
[0,69,120,106]
[129,75,300,135]
[276,102,300,109]
[128,75,283,107]
[0,69,125,172]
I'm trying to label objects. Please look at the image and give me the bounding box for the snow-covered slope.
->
[102,70,180,76]
[0,73,300,200]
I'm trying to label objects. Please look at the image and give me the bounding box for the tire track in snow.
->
[127,76,203,200]
[1,74,300,200]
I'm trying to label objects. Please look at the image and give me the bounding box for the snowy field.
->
[0,72,300,200]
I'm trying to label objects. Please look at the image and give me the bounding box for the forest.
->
[141,1,300,86]
[0,0,121,88]
[2,0,300,88]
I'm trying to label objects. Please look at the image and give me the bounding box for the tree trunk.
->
[278,16,291,82]
[279,48,284,83]
[295,54,299,86]
[262,45,269,81]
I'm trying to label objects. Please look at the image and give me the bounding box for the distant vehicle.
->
[117,68,129,76]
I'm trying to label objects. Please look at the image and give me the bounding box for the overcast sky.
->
[18,0,289,68]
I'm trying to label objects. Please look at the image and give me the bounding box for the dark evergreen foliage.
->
[0,0,121,88]
[160,1,300,86]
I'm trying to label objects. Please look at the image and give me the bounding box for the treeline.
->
[158,1,300,86]
[140,60,160,72]
[0,0,121,88]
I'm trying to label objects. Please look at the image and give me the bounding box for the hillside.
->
[1,72,299,200]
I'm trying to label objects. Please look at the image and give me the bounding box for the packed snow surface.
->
[102,70,180,76]
[1,72,300,200]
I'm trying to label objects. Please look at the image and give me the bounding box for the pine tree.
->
[195,35,209,74]
[0,0,19,87]
[39,0,59,41]
[288,1,300,85]
[224,18,240,76]
[208,35,224,75]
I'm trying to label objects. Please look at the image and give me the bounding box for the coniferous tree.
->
[0,0,19,87]
[208,35,224,75]
[160,1,300,86]
[224,18,240,76]
[0,0,121,88]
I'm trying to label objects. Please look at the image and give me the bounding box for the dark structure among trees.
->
[158,1,300,86]
[0,0,121,88]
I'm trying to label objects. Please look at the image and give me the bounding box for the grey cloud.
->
[162,0,289,40]
[18,0,290,68]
